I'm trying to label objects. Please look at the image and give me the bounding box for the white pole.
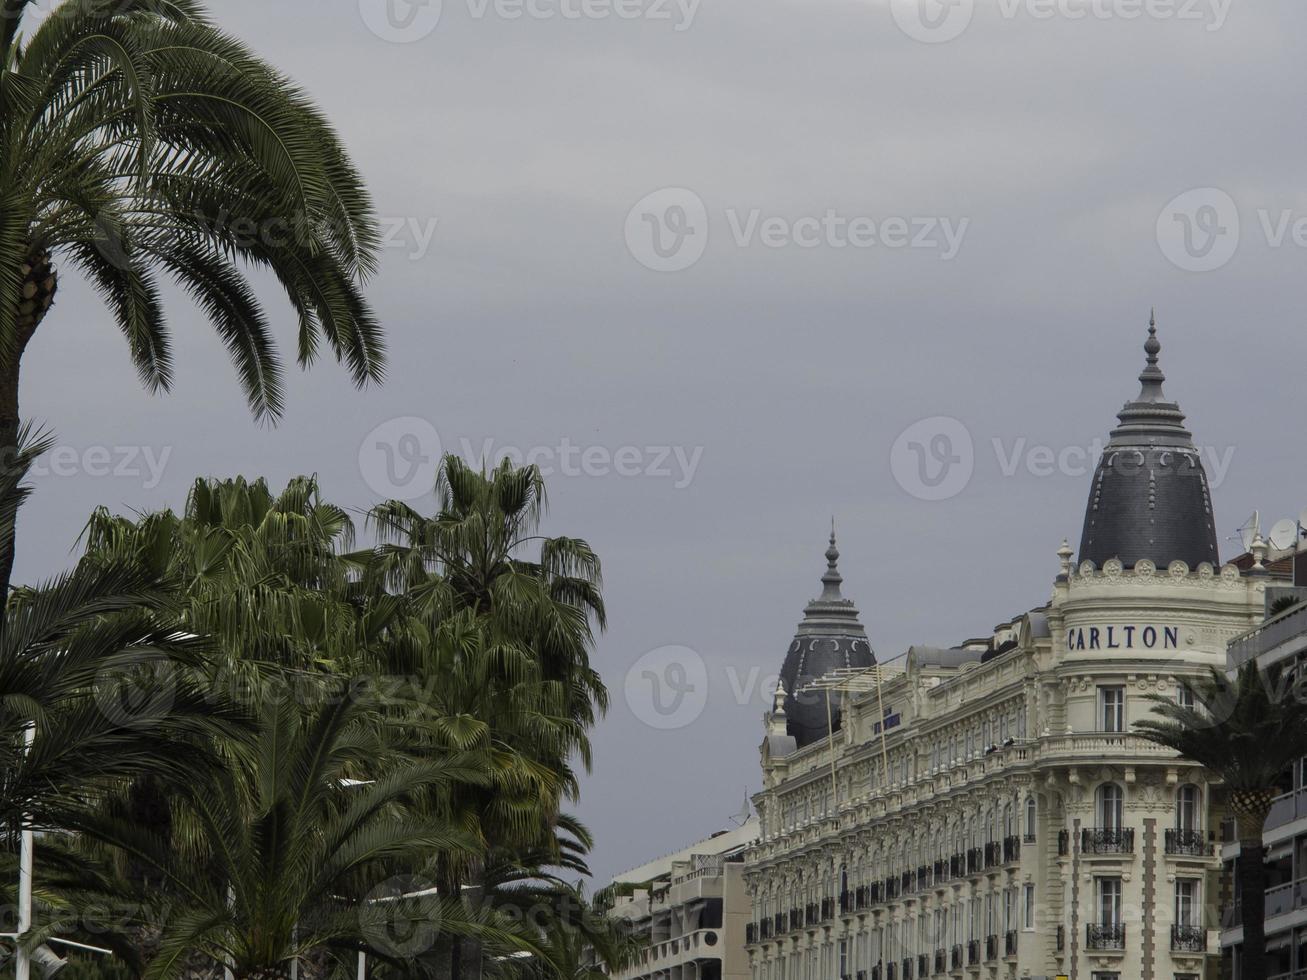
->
[15,722,34,980]
[356,951,366,980]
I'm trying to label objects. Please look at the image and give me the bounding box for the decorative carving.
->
[1168,560,1189,578]
[1135,558,1155,577]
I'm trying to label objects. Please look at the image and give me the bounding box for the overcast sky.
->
[18,0,1307,885]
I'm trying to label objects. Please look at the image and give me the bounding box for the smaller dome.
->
[777,527,876,748]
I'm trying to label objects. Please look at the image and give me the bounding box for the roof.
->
[1078,315,1219,570]
[778,530,876,748]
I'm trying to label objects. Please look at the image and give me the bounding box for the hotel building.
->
[743,321,1276,980]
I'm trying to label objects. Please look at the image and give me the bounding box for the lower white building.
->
[601,818,759,980]
[743,320,1279,980]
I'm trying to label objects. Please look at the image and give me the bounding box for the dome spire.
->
[821,519,843,600]
[1137,307,1166,403]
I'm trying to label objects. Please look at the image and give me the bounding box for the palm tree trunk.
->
[0,351,22,630]
[1238,836,1269,980]
[1,246,56,632]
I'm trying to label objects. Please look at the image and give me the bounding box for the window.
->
[1025,796,1037,841]
[1099,686,1125,732]
[1097,783,1125,830]
[839,939,849,977]
[1177,683,1195,710]
[1023,884,1035,930]
[1097,877,1122,926]
[1175,879,1198,927]
[1091,974,1120,980]
[1176,785,1200,832]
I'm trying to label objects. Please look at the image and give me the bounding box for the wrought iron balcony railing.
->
[1003,835,1021,863]
[1171,924,1206,952]
[1081,827,1134,855]
[1165,828,1209,856]
[1086,923,1125,950]
[1005,930,1017,956]
[984,935,998,961]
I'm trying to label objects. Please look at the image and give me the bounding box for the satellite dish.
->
[1236,511,1260,552]
[1270,519,1298,551]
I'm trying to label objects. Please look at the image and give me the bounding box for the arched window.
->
[1097,783,1124,830]
[1004,803,1015,839]
[1025,797,1037,841]
[1176,784,1201,832]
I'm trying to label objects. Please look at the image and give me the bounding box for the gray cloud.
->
[18,0,1307,885]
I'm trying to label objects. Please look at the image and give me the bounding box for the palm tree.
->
[1135,663,1307,980]
[374,611,583,980]
[359,459,609,980]
[80,475,368,679]
[0,0,383,606]
[65,690,528,980]
[362,457,608,754]
[0,430,246,833]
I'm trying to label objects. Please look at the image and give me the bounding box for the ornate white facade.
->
[743,320,1271,980]
[745,558,1267,980]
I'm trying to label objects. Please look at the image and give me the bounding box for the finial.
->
[821,523,844,600]
[773,681,787,714]
[1057,539,1074,578]
[1136,308,1166,402]
[1251,533,1268,573]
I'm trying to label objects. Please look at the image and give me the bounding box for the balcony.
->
[950,944,962,970]
[759,919,771,940]
[886,963,896,980]
[746,923,757,945]
[821,897,835,922]
[1058,829,1070,856]
[901,870,913,894]
[901,959,913,980]
[1003,835,1021,863]
[1086,923,1126,950]
[967,847,984,875]
[1004,930,1017,956]
[1056,925,1065,952]
[933,859,945,882]
[869,882,883,904]
[984,841,1002,868]
[918,864,930,890]
[789,909,801,932]
[967,940,980,965]
[805,903,818,926]
[773,913,785,935]
[1228,599,1307,669]
[1165,828,1210,857]
[934,949,946,975]
[840,890,852,915]
[885,876,900,900]
[949,854,963,878]
[1171,924,1206,952]
[1081,827,1134,855]
[985,935,998,961]
[871,965,882,980]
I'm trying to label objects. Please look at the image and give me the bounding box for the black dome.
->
[1079,315,1219,570]
[778,532,876,748]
